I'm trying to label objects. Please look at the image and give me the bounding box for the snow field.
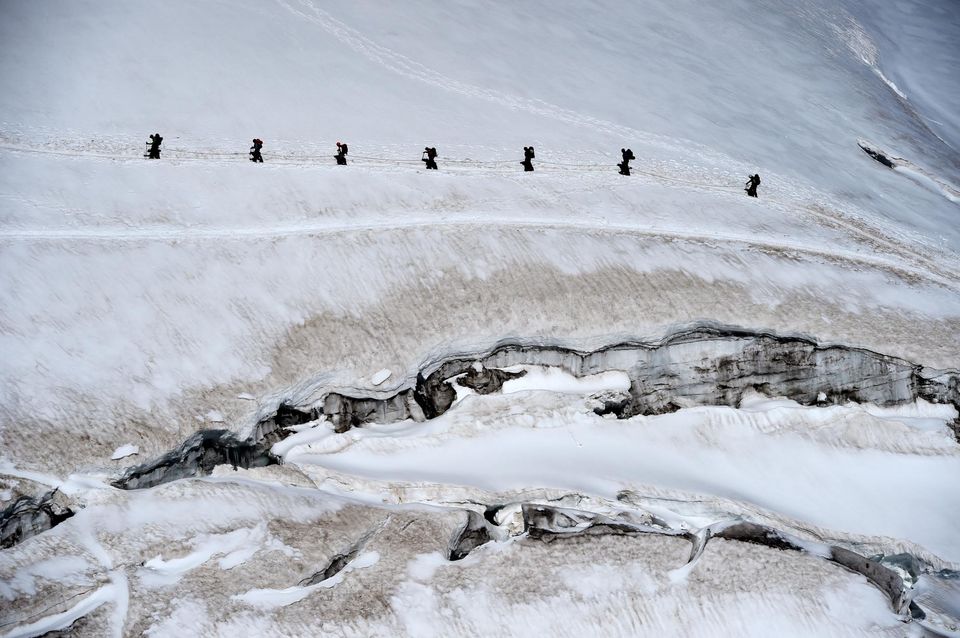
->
[1,0,959,635]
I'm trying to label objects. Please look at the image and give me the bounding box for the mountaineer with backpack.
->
[146,133,162,159]
[522,146,535,172]
[618,148,635,176]
[249,138,264,163]
[422,146,438,170]
[335,141,349,165]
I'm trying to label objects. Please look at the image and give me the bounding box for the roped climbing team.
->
[144,133,761,197]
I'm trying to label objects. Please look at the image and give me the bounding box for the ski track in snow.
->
[2,203,957,291]
[13,219,960,292]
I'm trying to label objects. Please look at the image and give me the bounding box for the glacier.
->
[1,0,959,636]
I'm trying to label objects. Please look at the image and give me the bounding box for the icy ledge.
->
[112,325,959,492]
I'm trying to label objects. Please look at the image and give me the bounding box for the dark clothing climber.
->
[522,146,535,172]
[619,147,635,176]
[745,173,761,197]
[422,146,438,170]
[249,138,264,163]
[335,141,348,165]
[146,133,162,159]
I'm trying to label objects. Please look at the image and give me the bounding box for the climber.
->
[618,147,636,176]
[522,146,535,172]
[249,138,264,163]
[146,133,163,159]
[335,141,348,165]
[745,173,761,197]
[422,146,438,170]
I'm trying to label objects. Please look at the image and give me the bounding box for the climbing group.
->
[143,133,762,197]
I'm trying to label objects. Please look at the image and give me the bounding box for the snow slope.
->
[842,0,960,153]
[1,0,959,635]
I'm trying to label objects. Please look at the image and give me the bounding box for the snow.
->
[1,0,958,635]
[3,171,957,437]
[386,537,906,638]
[138,526,273,586]
[0,460,942,637]
[895,164,960,204]
[370,369,391,386]
[232,550,380,610]
[109,444,139,461]
[406,552,450,582]
[270,422,332,457]
[1,578,121,638]
[841,0,960,152]
[143,599,208,638]
[499,365,631,395]
[289,391,960,561]
[1,135,958,440]
[0,556,92,600]
[1,1,958,438]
